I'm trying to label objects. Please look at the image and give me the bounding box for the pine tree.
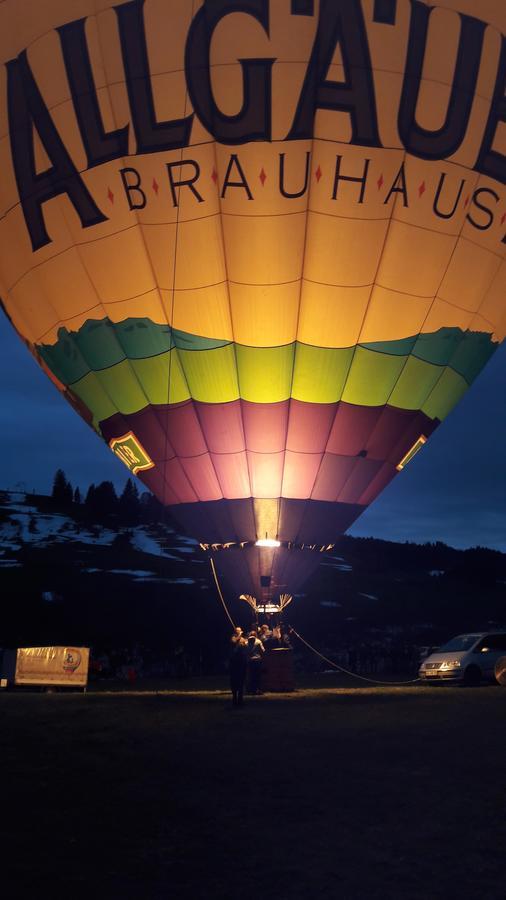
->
[92,481,118,519]
[52,469,70,504]
[119,478,140,524]
[73,486,82,505]
[140,491,164,523]
[63,478,73,505]
[84,484,96,516]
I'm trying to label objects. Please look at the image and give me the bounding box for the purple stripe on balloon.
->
[282,450,323,499]
[180,454,223,502]
[195,401,246,453]
[339,457,384,504]
[116,405,177,461]
[311,454,356,502]
[241,400,289,453]
[286,399,336,453]
[211,450,250,499]
[157,402,208,458]
[138,467,179,505]
[101,399,438,507]
[367,406,426,462]
[327,404,383,455]
[360,462,397,506]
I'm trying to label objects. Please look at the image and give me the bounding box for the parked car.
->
[418,632,506,685]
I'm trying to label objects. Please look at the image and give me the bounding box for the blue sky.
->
[1,313,505,551]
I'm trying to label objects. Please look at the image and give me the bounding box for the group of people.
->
[228,623,291,706]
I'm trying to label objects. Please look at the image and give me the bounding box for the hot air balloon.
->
[1,0,505,604]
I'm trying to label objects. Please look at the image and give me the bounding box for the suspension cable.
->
[207,558,419,685]
[209,556,236,628]
[289,626,421,686]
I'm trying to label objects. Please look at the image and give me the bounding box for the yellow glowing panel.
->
[396,435,428,472]
[109,431,155,475]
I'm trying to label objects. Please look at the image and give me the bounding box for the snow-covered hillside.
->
[0,490,203,584]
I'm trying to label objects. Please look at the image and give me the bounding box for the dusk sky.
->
[1,312,505,553]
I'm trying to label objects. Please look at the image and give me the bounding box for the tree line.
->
[51,468,165,525]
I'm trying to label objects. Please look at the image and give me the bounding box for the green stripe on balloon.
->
[37,319,496,386]
[37,318,231,383]
[63,354,470,431]
[36,320,497,427]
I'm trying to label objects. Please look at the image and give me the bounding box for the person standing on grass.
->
[229,627,248,707]
[246,630,265,694]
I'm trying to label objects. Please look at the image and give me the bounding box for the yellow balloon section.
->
[0,0,505,598]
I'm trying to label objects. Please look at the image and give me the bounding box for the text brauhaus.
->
[5,0,506,251]
[119,151,506,243]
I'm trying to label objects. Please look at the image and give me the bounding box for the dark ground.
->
[1,680,505,900]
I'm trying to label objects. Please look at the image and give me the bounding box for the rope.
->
[209,557,236,629]
[207,560,419,685]
[289,627,421,686]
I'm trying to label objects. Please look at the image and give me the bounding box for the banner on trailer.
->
[15,647,90,687]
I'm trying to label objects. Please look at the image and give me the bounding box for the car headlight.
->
[440,659,461,669]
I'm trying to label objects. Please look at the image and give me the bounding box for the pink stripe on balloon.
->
[282,450,323,499]
[311,454,357,502]
[179,454,223,502]
[195,401,246,453]
[286,400,336,453]
[242,400,289,452]
[247,450,284,497]
[327,403,382,456]
[211,450,251,499]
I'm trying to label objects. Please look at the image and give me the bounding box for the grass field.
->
[1,681,505,900]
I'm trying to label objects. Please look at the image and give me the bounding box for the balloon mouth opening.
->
[255,537,281,548]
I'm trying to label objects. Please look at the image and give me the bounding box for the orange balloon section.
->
[0,0,505,600]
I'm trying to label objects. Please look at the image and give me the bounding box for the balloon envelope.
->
[1,0,505,600]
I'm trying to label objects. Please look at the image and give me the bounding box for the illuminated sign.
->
[15,647,90,687]
[396,435,427,471]
[109,431,155,474]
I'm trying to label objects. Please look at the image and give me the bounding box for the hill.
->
[1,489,505,670]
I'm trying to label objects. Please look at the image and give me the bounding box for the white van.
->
[418,632,506,685]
